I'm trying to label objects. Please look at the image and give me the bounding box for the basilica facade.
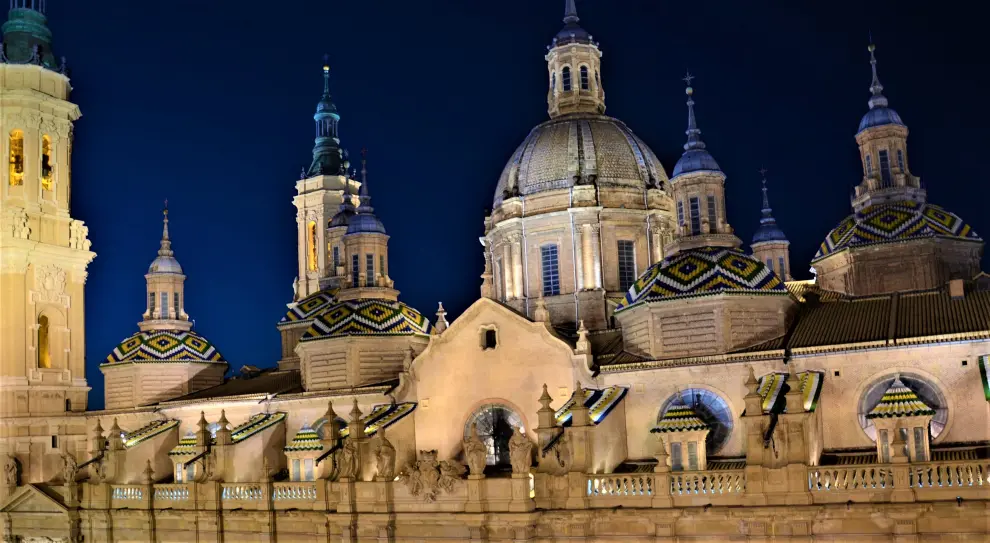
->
[1,1,989,541]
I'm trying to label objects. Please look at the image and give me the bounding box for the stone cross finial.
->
[575,320,591,354]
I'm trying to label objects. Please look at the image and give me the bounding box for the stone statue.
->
[337,439,358,480]
[61,453,77,484]
[374,429,396,480]
[3,455,18,487]
[508,427,533,475]
[463,423,487,477]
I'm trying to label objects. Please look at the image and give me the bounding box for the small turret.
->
[750,171,791,280]
[306,58,347,178]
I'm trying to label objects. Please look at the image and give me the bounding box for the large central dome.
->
[493,114,668,207]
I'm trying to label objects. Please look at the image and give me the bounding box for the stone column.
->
[589,224,602,289]
[502,241,514,300]
[510,235,524,299]
[295,214,306,299]
[650,225,663,264]
[573,223,585,291]
[580,224,594,290]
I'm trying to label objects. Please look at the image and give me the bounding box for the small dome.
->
[148,255,182,274]
[672,148,721,178]
[329,208,355,228]
[103,329,226,365]
[493,115,668,207]
[616,246,786,311]
[858,106,904,133]
[814,201,982,261]
[316,97,338,115]
[752,223,788,244]
[553,22,591,46]
[301,299,430,340]
[346,213,386,235]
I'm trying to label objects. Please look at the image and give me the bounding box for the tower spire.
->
[563,0,579,24]
[682,72,706,152]
[759,168,772,216]
[158,200,173,257]
[306,56,345,177]
[357,149,373,213]
[867,42,889,110]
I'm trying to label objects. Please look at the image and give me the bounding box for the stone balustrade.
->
[587,474,655,497]
[110,485,145,505]
[669,469,746,496]
[272,481,318,501]
[808,465,893,492]
[153,484,191,501]
[909,461,989,489]
[221,484,264,501]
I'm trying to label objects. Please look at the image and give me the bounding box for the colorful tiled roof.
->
[284,424,323,452]
[652,401,709,433]
[339,402,416,438]
[616,247,786,312]
[757,371,824,413]
[103,329,226,365]
[553,386,628,426]
[866,378,936,419]
[122,419,179,448]
[813,201,981,261]
[168,412,286,456]
[301,299,430,340]
[277,288,340,328]
[980,355,990,402]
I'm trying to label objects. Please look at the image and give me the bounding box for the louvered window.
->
[670,442,683,471]
[689,197,701,235]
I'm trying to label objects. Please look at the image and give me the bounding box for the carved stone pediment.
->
[0,485,68,514]
[33,265,68,306]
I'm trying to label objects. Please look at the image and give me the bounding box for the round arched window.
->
[859,374,946,441]
[658,389,734,454]
[464,404,525,467]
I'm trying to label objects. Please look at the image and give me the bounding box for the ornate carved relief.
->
[398,450,464,502]
[33,264,67,305]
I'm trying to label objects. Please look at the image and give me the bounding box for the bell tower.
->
[1,0,95,415]
[546,0,605,119]
[293,59,358,300]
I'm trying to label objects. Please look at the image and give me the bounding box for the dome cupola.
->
[750,172,791,281]
[751,176,787,245]
[545,0,605,118]
[857,44,904,134]
[148,204,182,275]
[1,0,64,72]
[306,60,348,178]
[672,75,720,178]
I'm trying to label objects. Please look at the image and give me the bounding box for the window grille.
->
[541,244,560,296]
[617,240,636,291]
[689,197,701,235]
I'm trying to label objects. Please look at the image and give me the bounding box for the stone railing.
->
[111,485,145,503]
[221,484,264,501]
[587,474,655,497]
[272,481,318,501]
[670,470,745,495]
[154,484,191,501]
[909,461,989,489]
[808,466,893,492]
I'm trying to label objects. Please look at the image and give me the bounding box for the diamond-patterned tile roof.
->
[284,424,323,452]
[301,299,430,340]
[103,329,226,365]
[814,201,981,261]
[866,378,936,419]
[277,288,340,328]
[616,246,786,311]
[652,401,709,433]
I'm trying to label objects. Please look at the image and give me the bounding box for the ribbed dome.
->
[148,255,182,274]
[672,148,720,178]
[346,213,386,235]
[493,115,668,207]
[858,107,904,133]
[752,222,788,244]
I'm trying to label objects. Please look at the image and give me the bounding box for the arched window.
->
[37,315,51,369]
[307,221,318,271]
[464,404,524,467]
[579,66,589,90]
[8,129,24,186]
[858,374,947,441]
[561,67,572,92]
[41,135,53,191]
[658,389,733,454]
[313,416,348,440]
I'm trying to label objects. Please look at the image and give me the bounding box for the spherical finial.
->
[323,64,330,74]
[868,43,876,53]
[685,86,694,96]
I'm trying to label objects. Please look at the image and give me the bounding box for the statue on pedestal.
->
[508,427,533,475]
[374,429,396,480]
[463,423,487,477]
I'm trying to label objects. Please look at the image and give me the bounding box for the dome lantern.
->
[545,0,605,118]
[750,171,791,281]
[306,57,347,178]
[142,202,190,331]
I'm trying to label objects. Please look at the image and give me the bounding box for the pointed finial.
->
[322,54,331,96]
[93,419,104,435]
[143,459,155,484]
[682,72,706,151]
[867,40,889,109]
[539,383,553,409]
[563,0,579,24]
[325,400,337,421]
[745,365,759,394]
[350,398,362,423]
[759,168,771,211]
[218,409,229,427]
[433,302,449,335]
[158,201,174,257]
[360,147,368,185]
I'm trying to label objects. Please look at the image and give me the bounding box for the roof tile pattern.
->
[278,288,339,326]
[553,386,628,426]
[104,329,226,365]
[284,425,322,452]
[617,247,786,311]
[866,378,936,419]
[652,401,709,433]
[814,201,980,261]
[302,299,430,340]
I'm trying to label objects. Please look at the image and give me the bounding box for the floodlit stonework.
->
[2,1,989,541]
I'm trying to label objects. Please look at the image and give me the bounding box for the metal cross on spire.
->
[682,72,695,87]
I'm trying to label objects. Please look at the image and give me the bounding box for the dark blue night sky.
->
[24,1,989,408]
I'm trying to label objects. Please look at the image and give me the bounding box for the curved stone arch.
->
[460,398,529,468]
[656,384,737,455]
[34,305,67,370]
[854,368,951,444]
